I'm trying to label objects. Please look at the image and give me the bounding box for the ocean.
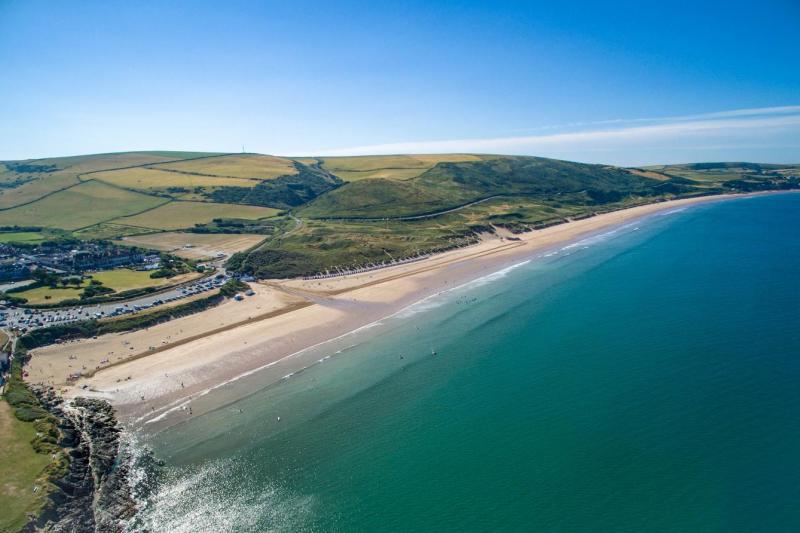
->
[129,193,800,532]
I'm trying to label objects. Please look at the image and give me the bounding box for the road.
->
[311,195,506,222]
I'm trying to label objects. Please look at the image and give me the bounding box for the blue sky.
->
[1,0,798,164]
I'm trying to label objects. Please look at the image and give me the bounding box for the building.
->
[0,258,31,281]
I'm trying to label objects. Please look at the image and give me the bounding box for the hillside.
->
[1,152,798,277]
[300,156,689,219]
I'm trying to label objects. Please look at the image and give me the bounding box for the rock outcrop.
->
[24,391,136,532]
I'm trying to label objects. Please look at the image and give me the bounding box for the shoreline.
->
[25,191,790,432]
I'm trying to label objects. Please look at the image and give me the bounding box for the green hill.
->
[1,151,797,277]
[302,156,688,219]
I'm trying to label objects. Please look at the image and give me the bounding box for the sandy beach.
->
[25,193,768,430]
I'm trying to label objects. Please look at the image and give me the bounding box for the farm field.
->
[0,152,223,211]
[0,401,52,532]
[72,223,160,240]
[0,173,81,209]
[32,151,205,174]
[319,154,484,181]
[0,180,167,230]
[92,167,261,191]
[150,154,297,179]
[111,201,279,230]
[118,232,266,259]
[643,163,800,184]
[652,167,744,182]
[626,168,671,181]
[0,231,46,243]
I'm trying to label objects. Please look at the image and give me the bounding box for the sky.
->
[1,0,798,165]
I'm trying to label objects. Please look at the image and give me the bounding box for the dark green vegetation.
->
[1,345,70,531]
[2,152,797,279]
[188,217,284,234]
[208,161,343,209]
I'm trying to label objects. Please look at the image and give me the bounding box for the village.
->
[0,239,256,340]
[0,240,160,282]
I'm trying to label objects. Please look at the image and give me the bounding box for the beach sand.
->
[25,193,760,429]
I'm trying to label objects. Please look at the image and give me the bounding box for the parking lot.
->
[0,273,233,333]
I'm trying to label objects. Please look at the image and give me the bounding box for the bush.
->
[228,249,315,278]
[14,405,49,422]
[1,293,28,304]
[81,284,114,299]
[219,279,248,297]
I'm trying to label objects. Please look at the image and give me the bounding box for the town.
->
[0,239,252,336]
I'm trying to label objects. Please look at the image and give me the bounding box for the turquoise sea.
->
[131,193,800,532]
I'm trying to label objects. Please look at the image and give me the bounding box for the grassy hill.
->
[301,156,688,219]
[1,151,797,277]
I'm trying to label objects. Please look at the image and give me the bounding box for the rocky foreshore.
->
[24,391,136,532]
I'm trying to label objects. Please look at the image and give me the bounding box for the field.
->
[28,151,205,173]
[151,154,297,179]
[72,223,160,241]
[112,201,279,230]
[626,168,671,181]
[0,180,167,230]
[89,268,174,292]
[0,231,46,243]
[118,232,266,259]
[0,173,81,210]
[92,167,262,192]
[12,268,199,304]
[643,163,800,185]
[0,152,218,210]
[0,153,292,237]
[319,154,484,181]
[13,285,87,305]
[652,167,745,182]
[0,400,52,532]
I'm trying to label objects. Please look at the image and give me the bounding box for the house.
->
[0,258,31,281]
